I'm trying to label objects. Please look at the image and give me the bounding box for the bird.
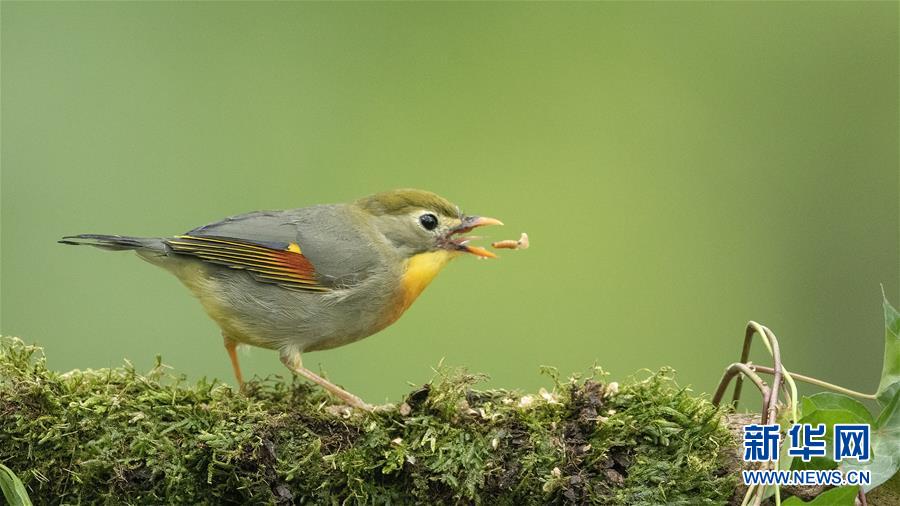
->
[59,189,503,410]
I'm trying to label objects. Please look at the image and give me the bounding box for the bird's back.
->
[161,204,404,351]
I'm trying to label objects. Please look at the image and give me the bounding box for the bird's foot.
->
[280,350,374,412]
[305,372,372,411]
[328,389,373,412]
[285,365,373,411]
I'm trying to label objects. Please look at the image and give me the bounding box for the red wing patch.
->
[165,235,328,292]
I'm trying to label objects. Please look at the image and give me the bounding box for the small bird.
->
[60,189,502,410]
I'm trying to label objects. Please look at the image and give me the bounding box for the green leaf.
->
[876,290,900,406]
[782,485,858,505]
[791,393,873,471]
[801,393,875,426]
[0,463,33,506]
[843,390,900,492]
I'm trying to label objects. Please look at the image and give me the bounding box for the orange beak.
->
[444,216,504,258]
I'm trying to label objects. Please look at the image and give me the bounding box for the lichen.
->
[0,337,737,504]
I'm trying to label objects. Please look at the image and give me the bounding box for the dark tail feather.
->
[59,234,155,251]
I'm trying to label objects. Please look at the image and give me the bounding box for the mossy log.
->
[1,336,741,504]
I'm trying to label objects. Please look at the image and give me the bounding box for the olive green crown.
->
[356,189,459,218]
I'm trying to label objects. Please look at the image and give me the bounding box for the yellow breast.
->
[400,250,457,306]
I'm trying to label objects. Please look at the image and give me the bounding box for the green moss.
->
[0,337,737,504]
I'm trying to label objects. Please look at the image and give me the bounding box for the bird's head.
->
[355,189,502,260]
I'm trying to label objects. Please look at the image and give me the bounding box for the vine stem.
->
[751,365,878,401]
[741,483,757,506]
[713,363,767,405]
[716,321,869,505]
[720,322,802,505]
[730,322,784,425]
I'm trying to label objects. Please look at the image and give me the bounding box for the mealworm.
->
[492,232,529,250]
[491,240,519,249]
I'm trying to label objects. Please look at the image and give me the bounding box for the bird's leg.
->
[223,334,245,392]
[279,348,372,411]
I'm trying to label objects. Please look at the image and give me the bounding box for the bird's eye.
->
[419,213,438,231]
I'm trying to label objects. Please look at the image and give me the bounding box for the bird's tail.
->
[59,234,164,252]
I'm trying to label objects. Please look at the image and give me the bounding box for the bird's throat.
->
[398,250,457,311]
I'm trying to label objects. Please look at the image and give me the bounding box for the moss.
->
[869,471,900,505]
[0,337,737,504]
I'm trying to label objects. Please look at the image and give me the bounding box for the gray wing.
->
[171,204,381,290]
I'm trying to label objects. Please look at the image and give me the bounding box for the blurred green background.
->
[2,2,897,404]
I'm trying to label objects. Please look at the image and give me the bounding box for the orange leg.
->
[223,334,244,391]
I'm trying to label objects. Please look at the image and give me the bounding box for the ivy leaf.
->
[782,485,857,505]
[791,393,873,471]
[0,463,33,506]
[842,390,900,492]
[801,393,875,426]
[876,290,900,406]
